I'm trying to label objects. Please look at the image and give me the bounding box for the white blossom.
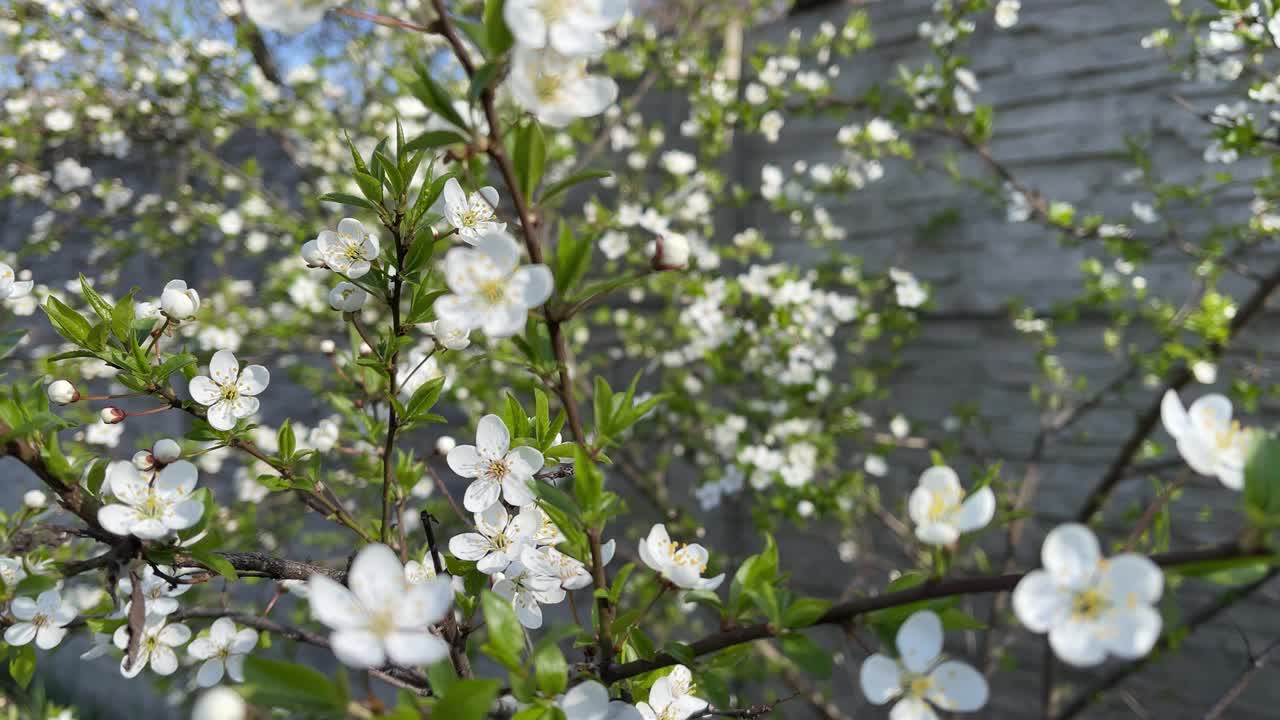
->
[448,503,539,575]
[243,0,334,34]
[436,231,553,338]
[316,218,379,279]
[189,350,270,431]
[637,665,707,720]
[4,590,76,649]
[907,466,995,546]
[192,687,247,720]
[98,460,202,540]
[119,565,191,616]
[860,610,988,718]
[1012,524,1163,667]
[308,543,453,668]
[0,263,33,300]
[328,281,367,312]
[638,524,724,591]
[504,0,626,57]
[449,414,545,512]
[113,613,192,678]
[1160,390,1257,490]
[493,559,564,629]
[508,46,618,127]
[426,318,471,350]
[442,178,504,242]
[558,680,644,720]
[160,279,201,320]
[188,617,259,687]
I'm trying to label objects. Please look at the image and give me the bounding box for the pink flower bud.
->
[132,450,155,471]
[650,233,690,271]
[101,407,126,424]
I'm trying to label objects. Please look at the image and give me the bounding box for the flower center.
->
[907,674,933,698]
[343,242,364,262]
[220,384,240,402]
[479,279,506,304]
[491,531,511,551]
[368,608,397,638]
[539,0,570,22]
[535,73,563,102]
[927,493,952,521]
[30,613,48,629]
[1216,420,1244,450]
[671,544,707,573]
[1070,588,1107,619]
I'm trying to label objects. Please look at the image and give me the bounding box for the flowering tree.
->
[2,0,1280,718]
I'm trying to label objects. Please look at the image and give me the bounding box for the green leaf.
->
[484,0,514,54]
[8,645,34,690]
[413,66,469,130]
[513,120,547,201]
[404,130,469,154]
[43,296,93,346]
[553,223,591,297]
[783,597,832,628]
[469,62,502,101]
[572,445,603,514]
[435,679,501,720]
[405,376,447,421]
[277,419,296,460]
[241,656,347,713]
[0,330,25,361]
[480,591,524,671]
[778,633,832,678]
[319,192,378,211]
[539,170,611,205]
[153,353,196,383]
[110,291,136,345]
[1244,435,1280,529]
[532,642,568,696]
[79,274,114,320]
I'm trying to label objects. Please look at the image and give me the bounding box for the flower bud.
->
[23,490,47,510]
[160,279,200,320]
[101,407,126,424]
[152,438,181,464]
[132,450,155,471]
[435,435,457,455]
[192,687,247,720]
[328,282,367,312]
[650,233,690,271]
[301,239,326,268]
[47,380,79,405]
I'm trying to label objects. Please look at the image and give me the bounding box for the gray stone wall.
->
[4,0,1280,717]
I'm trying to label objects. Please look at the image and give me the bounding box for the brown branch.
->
[601,542,1268,683]
[1076,262,1280,522]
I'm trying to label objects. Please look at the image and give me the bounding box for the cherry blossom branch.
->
[426,0,612,670]
[174,607,431,694]
[335,6,441,34]
[600,541,1270,683]
[1076,261,1280,522]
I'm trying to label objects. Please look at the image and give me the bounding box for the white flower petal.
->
[348,544,404,610]
[952,486,995,533]
[209,350,239,385]
[237,365,270,395]
[463,478,502,514]
[476,414,510,459]
[196,658,225,687]
[384,631,449,666]
[1100,554,1163,607]
[889,696,939,720]
[188,376,222,406]
[1049,618,1107,667]
[309,574,365,630]
[331,629,386,668]
[1041,523,1100,590]
[447,445,483,478]
[926,660,988,712]
[895,610,942,674]
[859,653,903,705]
[1011,569,1070,634]
[1160,390,1189,439]
[1099,606,1162,660]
